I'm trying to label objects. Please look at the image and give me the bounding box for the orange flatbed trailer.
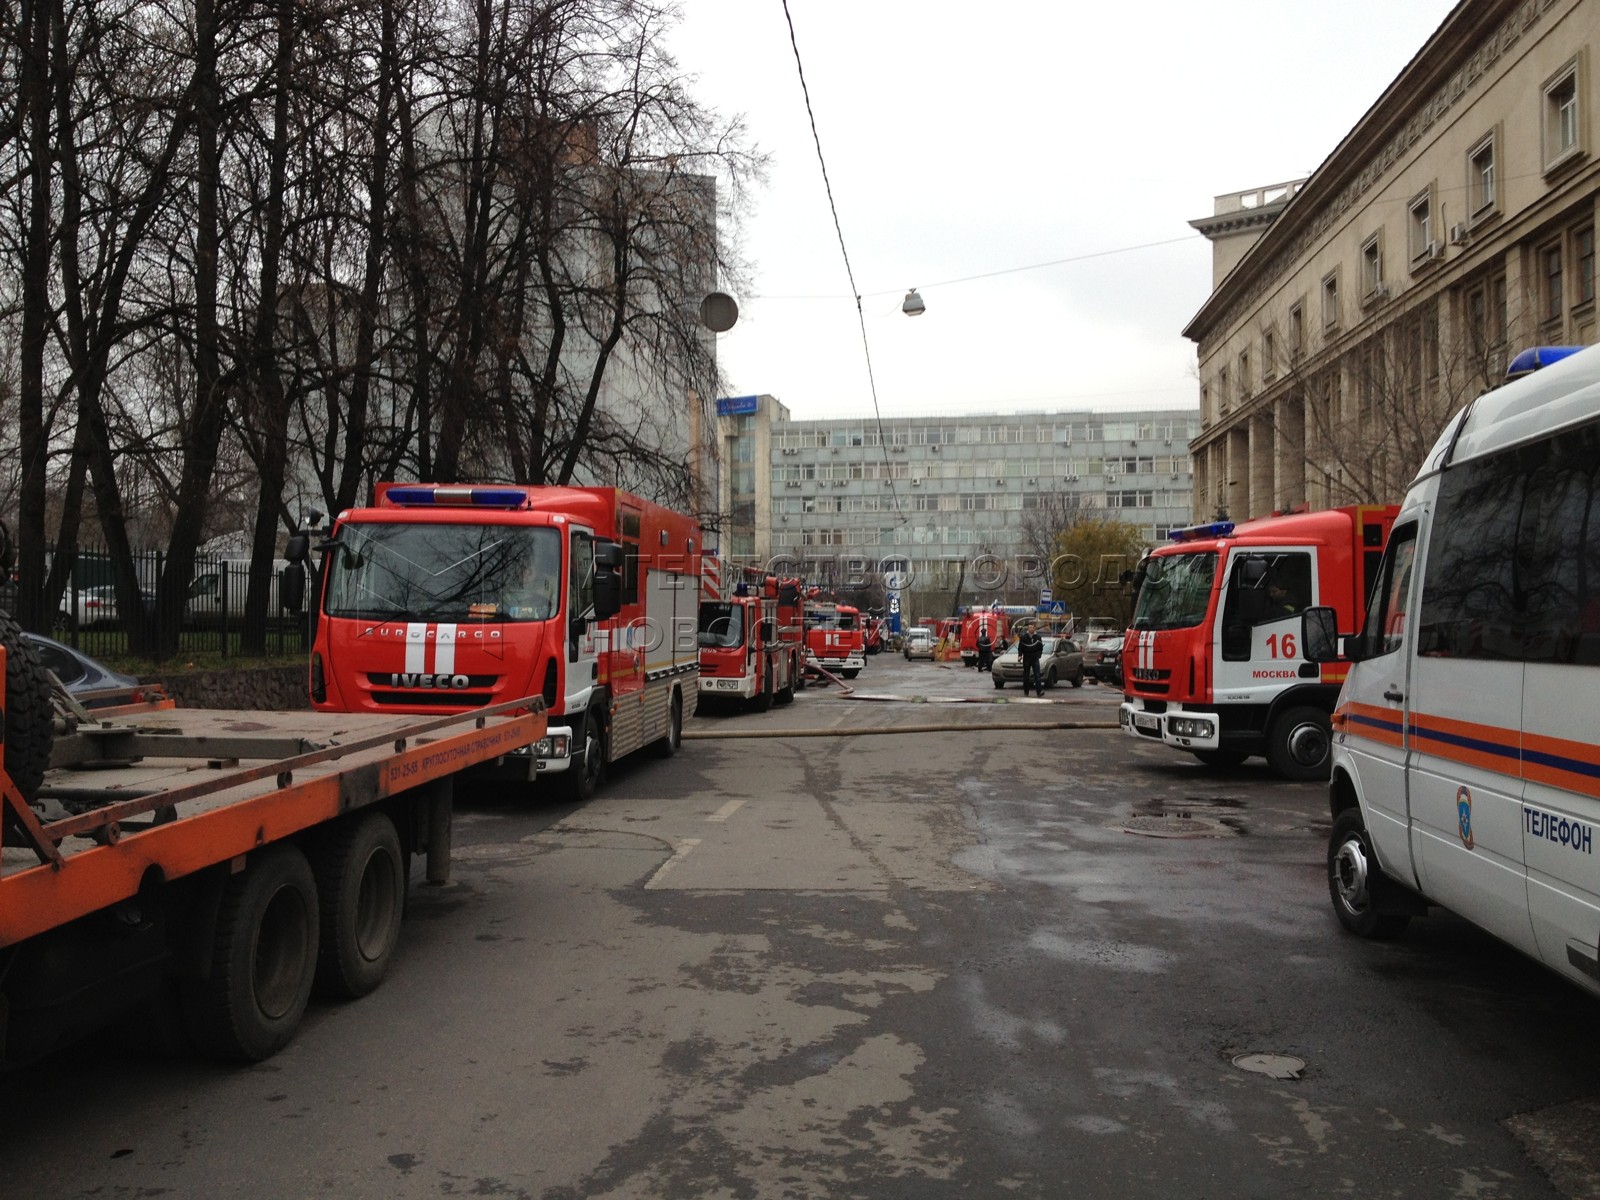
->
[0,650,544,1064]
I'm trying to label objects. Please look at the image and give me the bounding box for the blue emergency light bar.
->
[1504,345,1584,380]
[1168,521,1235,542]
[385,485,530,508]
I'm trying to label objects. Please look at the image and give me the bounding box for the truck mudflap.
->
[1119,700,1223,751]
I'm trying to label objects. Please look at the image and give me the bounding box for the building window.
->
[1321,271,1339,331]
[1289,303,1304,357]
[1468,132,1497,218]
[1543,242,1565,328]
[1217,366,1230,412]
[1263,330,1277,382]
[1544,56,1584,172]
[1578,227,1596,307]
[1361,234,1384,301]
[1239,350,1251,398]
[1409,190,1435,262]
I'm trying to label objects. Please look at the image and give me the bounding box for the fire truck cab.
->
[1119,505,1397,779]
[309,483,701,800]
[804,601,866,679]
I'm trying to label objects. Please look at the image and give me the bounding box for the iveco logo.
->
[389,673,471,689]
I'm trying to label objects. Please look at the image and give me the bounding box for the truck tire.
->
[561,709,607,800]
[775,660,795,706]
[0,608,55,807]
[1328,809,1411,940]
[652,690,683,757]
[313,811,405,999]
[752,662,774,713]
[183,844,320,1062]
[1267,704,1332,781]
[842,668,860,680]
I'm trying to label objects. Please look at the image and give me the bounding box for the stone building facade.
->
[1186,0,1599,520]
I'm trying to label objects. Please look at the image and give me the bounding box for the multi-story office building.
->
[715,401,1198,603]
[1186,0,1600,520]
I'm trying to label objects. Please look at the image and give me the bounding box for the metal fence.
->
[17,545,310,664]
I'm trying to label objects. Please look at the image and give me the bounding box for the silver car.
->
[903,627,937,660]
[991,635,1084,689]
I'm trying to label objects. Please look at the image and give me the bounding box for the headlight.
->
[528,734,571,759]
[1168,716,1215,739]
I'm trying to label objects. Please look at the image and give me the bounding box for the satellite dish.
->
[699,292,739,333]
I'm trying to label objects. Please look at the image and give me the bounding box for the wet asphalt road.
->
[3,653,1599,1198]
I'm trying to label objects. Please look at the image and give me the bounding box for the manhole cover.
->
[1232,1053,1305,1080]
[1121,814,1234,838]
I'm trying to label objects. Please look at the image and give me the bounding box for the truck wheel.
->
[652,690,683,757]
[0,608,55,807]
[1193,749,1247,768]
[314,811,405,999]
[1328,809,1411,939]
[752,663,774,713]
[841,668,860,680]
[183,844,319,1062]
[563,710,608,798]
[775,662,795,706]
[1267,705,1332,781]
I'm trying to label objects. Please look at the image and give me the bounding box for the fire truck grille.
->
[367,691,495,708]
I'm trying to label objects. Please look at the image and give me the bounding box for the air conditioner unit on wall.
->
[1449,223,1470,246]
[1425,240,1445,261]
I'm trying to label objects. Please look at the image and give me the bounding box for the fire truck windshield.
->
[1130,551,1217,631]
[697,602,744,648]
[324,522,562,622]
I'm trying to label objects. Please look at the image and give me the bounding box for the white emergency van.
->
[1303,344,1600,998]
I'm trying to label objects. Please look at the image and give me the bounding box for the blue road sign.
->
[1037,600,1067,615]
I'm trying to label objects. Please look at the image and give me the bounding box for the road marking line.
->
[707,799,746,823]
[644,838,701,889]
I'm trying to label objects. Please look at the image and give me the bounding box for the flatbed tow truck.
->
[0,613,544,1065]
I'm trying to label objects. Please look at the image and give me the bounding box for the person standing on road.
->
[976,624,994,672]
[1017,622,1045,696]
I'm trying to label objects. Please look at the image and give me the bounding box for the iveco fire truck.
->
[309,483,701,800]
[1118,505,1398,780]
[803,600,866,679]
[697,557,804,710]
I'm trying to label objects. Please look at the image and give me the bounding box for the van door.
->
[1518,425,1600,984]
[1407,451,1535,955]
[1336,522,1420,883]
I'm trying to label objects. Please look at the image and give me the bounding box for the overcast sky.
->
[667,0,1460,422]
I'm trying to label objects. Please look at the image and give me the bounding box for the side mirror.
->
[593,571,622,620]
[758,619,776,644]
[281,562,306,614]
[285,532,311,564]
[594,540,625,570]
[1300,606,1342,663]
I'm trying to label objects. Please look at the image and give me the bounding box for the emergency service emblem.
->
[1457,786,1475,850]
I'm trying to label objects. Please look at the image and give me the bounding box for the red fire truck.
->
[309,483,701,800]
[697,558,805,711]
[1118,504,1398,780]
[958,609,1010,668]
[803,599,866,679]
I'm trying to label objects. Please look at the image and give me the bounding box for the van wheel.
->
[1328,809,1411,940]
[1267,705,1332,781]
[562,711,607,799]
[183,845,319,1061]
[313,811,406,999]
[652,691,683,757]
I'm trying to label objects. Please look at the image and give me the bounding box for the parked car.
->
[55,584,156,632]
[991,635,1084,689]
[1082,631,1124,686]
[19,631,148,707]
[903,627,937,661]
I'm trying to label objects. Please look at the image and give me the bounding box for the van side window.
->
[1360,525,1417,656]
[1418,416,1600,663]
[1416,447,1525,659]
[1524,420,1600,665]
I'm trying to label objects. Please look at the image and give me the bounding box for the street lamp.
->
[901,288,926,317]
